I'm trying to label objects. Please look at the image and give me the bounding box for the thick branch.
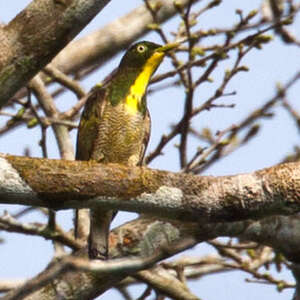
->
[0,0,110,105]
[0,154,299,223]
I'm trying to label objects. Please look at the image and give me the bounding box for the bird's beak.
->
[156,42,179,53]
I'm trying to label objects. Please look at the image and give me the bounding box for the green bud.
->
[215,49,227,59]
[147,23,160,30]
[276,82,285,97]
[27,118,38,128]
[276,282,285,292]
[247,249,256,259]
[238,43,244,51]
[256,34,273,43]
[192,47,205,56]
[225,69,231,79]
[15,107,25,119]
[247,9,258,19]
[237,66,249,72]
[208,0,222,8]
[220,139,230,146]
[226,31,236,39]
[189,19,197,27]
[282,17,293,25]
[207,29,217,35]
[173,0,183,11]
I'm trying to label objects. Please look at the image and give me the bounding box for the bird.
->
[75,41,173,259]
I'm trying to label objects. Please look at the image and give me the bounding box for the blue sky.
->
[0,1,299,299]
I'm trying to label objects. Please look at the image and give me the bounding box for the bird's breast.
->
[92,103,147,165]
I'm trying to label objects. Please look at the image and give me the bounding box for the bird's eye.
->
[137,45,146,53]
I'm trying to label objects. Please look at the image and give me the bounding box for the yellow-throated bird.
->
[76,41,172,259]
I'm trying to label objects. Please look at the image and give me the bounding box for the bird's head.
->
[119,41,165,70]
[107,41,177,110]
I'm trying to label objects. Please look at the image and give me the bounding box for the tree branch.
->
[135,267,199,300]
[0,0,110,105]
[0,211,81,250]
[0,280,25,293]
[3,213,300,299]
[0,154,299,223]
[3,219,197,300]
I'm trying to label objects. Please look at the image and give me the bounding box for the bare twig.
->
[0,212,82,250]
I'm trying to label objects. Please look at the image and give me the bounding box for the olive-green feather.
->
[76,87,106,161]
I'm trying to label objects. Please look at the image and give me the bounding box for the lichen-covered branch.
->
[0,154,299,223]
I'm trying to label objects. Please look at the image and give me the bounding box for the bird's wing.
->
[75,87,106,161]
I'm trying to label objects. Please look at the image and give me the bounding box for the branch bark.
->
[0,154,299,223]
[0,153,299,299]
[0,0,110,105]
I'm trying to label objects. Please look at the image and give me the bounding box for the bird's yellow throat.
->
[125,51,165,114]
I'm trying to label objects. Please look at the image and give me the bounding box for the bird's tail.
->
[88,208,115,259]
